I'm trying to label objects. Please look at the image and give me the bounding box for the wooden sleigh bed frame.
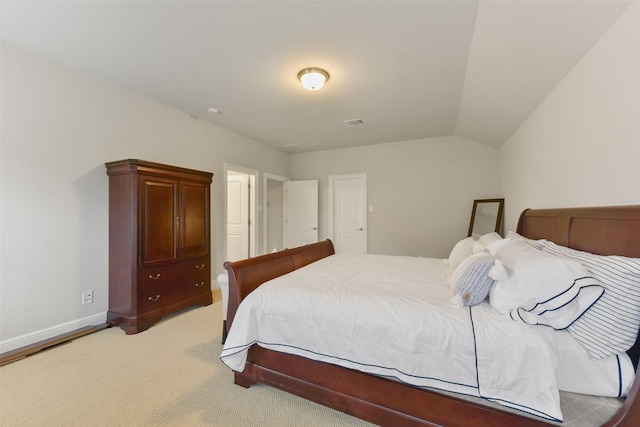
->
[223,205,640,426]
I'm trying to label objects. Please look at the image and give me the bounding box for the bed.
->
[221,205,640,426]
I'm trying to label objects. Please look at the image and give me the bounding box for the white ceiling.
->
[1,1,632,153]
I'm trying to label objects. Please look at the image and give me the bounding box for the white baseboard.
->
[0,312,107,354]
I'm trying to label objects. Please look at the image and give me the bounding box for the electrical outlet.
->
[82,290,93,305]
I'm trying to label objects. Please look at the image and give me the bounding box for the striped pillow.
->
[540,241,640,360]
[450,253,497,307]
[506,230,546,250]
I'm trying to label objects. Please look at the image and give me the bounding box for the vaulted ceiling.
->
[1,1,632,153]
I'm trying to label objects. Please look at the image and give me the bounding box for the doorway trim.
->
[224,163,257,262]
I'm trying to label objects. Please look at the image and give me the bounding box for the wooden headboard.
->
[517,205,640,258]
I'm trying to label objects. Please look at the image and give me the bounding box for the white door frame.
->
[223,163,257,261]
[328,173,368,254]
[262,172,288,254]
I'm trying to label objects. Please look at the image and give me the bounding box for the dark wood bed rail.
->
[222,206,640,426]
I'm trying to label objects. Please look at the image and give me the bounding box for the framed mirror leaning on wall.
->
[468,198,504,239]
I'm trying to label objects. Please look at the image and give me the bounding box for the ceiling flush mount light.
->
[297,67,330,91]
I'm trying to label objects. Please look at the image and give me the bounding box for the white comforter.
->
[220,254,563,421]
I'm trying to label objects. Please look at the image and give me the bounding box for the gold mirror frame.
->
[468,198,504,238]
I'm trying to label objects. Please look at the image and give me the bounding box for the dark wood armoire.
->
[106,159,213,334]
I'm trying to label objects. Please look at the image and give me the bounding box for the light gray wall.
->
[0,42,289,351]
[499,1,640,231]
[290,136,502,258]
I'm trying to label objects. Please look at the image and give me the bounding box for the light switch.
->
[368,205,374,212]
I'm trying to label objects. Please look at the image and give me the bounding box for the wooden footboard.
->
[222,206,640,426]
[223,239,335,332]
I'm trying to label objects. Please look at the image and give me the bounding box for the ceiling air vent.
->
[344,118,366,127]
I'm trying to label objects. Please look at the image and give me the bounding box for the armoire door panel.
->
[180,181,210,259]
[140,177,178,265]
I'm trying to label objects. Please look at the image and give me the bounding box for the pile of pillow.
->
[445,232,640,359]
[446,233,507,307]
[445,231,640,397]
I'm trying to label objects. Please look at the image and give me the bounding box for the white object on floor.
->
[217,272,229,320]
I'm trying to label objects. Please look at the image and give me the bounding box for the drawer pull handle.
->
[195,282,205,287]
[148,295,161,302]
[195,264,205,270]
[148,274,161,280]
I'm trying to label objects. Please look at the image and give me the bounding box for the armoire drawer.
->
[178,277,210,297]
[138,259,209,291]
[137,285,174,311]
[138,264,185,290]
[138,281,208,312]
[179,258,210,288]
[181,258,210,280]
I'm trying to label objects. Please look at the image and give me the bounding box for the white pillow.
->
[472,232,504,254]
[449,253,499,307]
[484,237,512,255]
[479,232,503,246]
[555,330,635,397]
[447,237,476,270]
[540,240,640,360]
[490,240,604,330]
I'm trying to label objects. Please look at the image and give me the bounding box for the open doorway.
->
[263,173,287,254]
[224,164,257,262]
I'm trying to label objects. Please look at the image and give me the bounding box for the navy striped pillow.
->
[450,253,497,306]
[540,241,640,360]
[506,230,546,250]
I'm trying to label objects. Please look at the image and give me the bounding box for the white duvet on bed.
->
[220,254,564,421]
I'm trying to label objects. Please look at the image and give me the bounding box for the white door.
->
[226,174,250,262]
[329,174,367,254]
[284,180,318,248]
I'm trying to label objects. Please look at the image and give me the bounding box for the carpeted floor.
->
[0,301,374,426]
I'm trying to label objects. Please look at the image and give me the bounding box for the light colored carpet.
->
[0,302,374,426]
